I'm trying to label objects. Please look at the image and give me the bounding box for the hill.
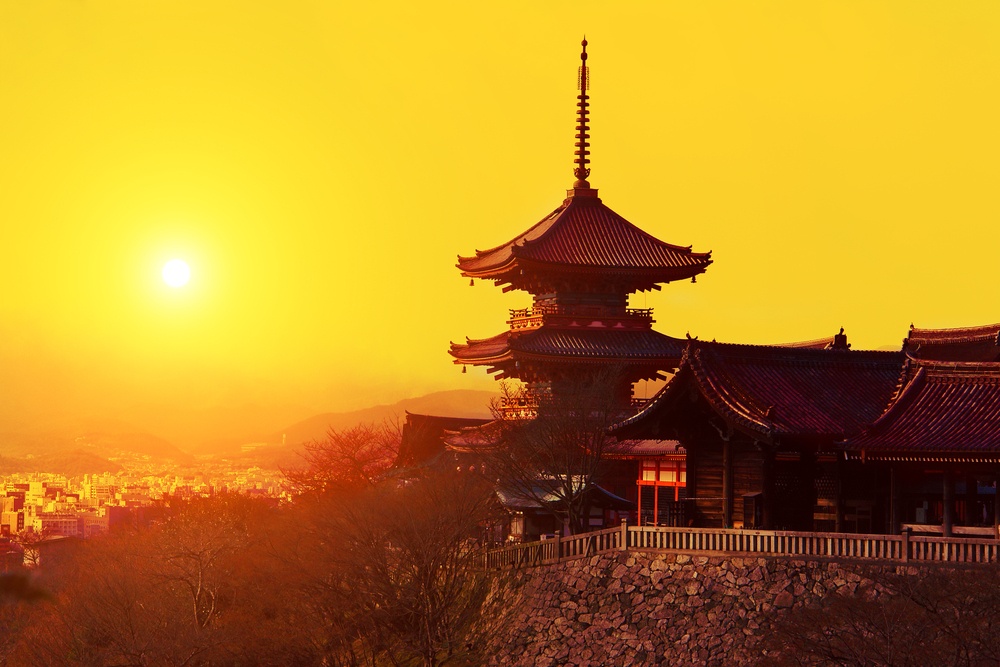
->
[0,449,123,477]
[0,389,498,470]
[270,389,496,450]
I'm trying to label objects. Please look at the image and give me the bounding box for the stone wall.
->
[479,551,905,666]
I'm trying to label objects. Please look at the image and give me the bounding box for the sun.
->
[162,259,191,288]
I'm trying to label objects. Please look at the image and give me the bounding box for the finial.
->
[573,38,591,188]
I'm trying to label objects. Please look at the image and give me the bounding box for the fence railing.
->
[483,523,1000,569]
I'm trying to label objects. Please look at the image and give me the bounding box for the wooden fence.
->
[483,523,1000,569]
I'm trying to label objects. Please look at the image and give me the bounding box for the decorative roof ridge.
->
[906,321,1000,344]
[767,335,836,349]
[905,353,1000,373]
[768,327,849,350]
[689,339,902,367]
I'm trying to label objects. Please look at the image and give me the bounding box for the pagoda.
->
[450,40,712,408]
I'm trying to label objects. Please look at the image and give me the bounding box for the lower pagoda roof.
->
[614,340,905,444]
[843,358,1000,462]
[449,327,688,370]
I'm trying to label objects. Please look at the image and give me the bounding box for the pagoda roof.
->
[457,190,712,290]
[395,412,492,468]
[843,358,1000,461]
[449,327,688,369]
[904,322,1000,362]
[614,340,904,444]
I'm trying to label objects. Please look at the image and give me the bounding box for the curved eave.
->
[611,359,694,436]
[460,255,712,288]
[449,328,686,369]
[449,331,514,366]
[456,204,568,275]
[686,347,778,442]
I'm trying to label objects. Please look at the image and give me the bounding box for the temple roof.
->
[496,480,633,512]
[614,341,904,444]
[457,191,712,291]
[395,412,492,468]
[904,323,1000,362]
[843,359,1000,460]
[604,439,684,459]
[449,327,688,369]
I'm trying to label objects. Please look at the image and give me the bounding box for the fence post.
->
[900,526,910,563]
[620,518,628,552]
[553,533,562,563]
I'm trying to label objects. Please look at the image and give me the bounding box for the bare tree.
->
[483,372,627,535]
[150,495,254,631]
[761,566,1000,666]
[286,467,499,667]
[285,421,400,497]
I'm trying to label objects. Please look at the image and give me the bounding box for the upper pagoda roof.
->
[843,358,1000,461]
[449,327,688,371]
[904,322,1000,362]
[456,40,711,292]
[614,340,904,444]
[457,191,712,290]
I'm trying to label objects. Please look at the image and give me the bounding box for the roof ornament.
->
[830,327,851,351]
[573,38,592,189]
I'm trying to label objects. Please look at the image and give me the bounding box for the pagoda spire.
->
[573,38,592,189]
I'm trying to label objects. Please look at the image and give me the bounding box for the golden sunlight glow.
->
[162,259,191,288]
[2,2,999,421]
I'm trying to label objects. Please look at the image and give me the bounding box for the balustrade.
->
[483,523,1000,569]
[508,305,654,323]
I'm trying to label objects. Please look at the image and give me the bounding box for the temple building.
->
[615,324,1000,537]
[612,335,905,531]
[842,326,1000,537]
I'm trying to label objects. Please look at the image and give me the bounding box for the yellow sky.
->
[2,2,999,437]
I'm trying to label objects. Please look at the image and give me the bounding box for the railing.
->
[483,523,1000,569]
[508,306,654,319]
[507,306,656,332]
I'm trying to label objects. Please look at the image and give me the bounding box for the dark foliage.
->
[1,425,499,667]
[762,566,1000,667]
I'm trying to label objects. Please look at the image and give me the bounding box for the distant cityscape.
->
[1,462,289,541]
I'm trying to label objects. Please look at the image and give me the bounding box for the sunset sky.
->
[3,2,999,444]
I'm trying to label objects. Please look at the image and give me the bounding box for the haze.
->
[3,2,998,449]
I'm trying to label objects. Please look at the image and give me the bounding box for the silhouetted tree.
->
[483,373,627,535]
[285,421,400,497]
[286,468,499,666]
[762,566,1000,666]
